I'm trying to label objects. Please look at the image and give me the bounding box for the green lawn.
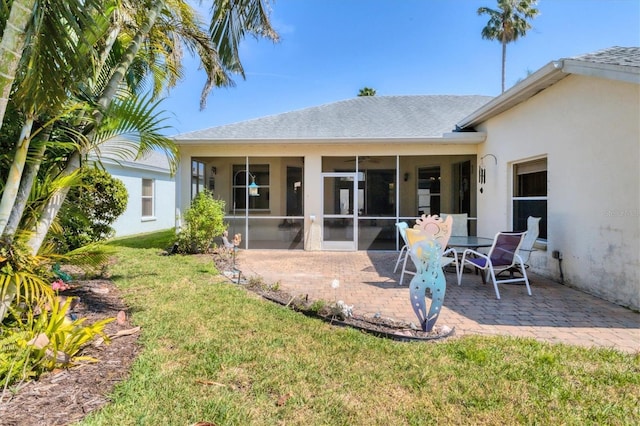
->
[79,230,640,425]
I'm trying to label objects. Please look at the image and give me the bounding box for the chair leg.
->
[399,251,409,285]
[394,245,407,273]
[518,262,532,296]
[456,255,464,286]
[488,266,501,300]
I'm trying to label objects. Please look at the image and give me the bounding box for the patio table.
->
[447,236,494,250]
[446,236,494,277]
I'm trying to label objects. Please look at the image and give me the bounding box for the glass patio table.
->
[447,236,494,277]
[447,236,494,250]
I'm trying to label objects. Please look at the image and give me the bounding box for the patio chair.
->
[393,222,410,273]
[517,216,541,268]
[440,213,468,236]
[398,215,459,285]
[457,231,531,299]
[498,216,541,278]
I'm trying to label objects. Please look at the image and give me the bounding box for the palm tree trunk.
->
[26,151,80,254]
[501,40,507,93]
[0,118,34,236]
[0,0,36,131]
[2,132,50,242]
[97,0,164,111]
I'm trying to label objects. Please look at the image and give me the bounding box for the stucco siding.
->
[106,165,176,237]
[476,75,640,310]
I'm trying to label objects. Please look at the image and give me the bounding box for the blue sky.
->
[161,0,640,135]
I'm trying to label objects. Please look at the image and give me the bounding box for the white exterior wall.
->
[476,75,640,310]
[106,164,176,237]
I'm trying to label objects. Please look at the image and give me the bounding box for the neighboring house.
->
[173,46,639,310]
[97,149,176,237]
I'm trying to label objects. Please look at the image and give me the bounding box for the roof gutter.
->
[457,61,567,129]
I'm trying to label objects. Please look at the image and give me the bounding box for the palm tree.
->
[358,87,376,96]
[0,0,107,237]
[23,0,279,254]
[478,0,539,93]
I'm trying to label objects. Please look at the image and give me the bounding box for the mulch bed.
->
[0,279,140,426]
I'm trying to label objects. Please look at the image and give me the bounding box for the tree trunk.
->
[2,132,50,242]
[25,151,80,254]
[97,0,164,112]
[0,0,36,131]
[501,40,507,93]
[0,118,34,236]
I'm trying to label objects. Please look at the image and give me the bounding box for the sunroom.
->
[174,95,491,251]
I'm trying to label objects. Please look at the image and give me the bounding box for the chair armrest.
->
[461,248,484,258]
[461,248,490,267]
[443,247,457,257]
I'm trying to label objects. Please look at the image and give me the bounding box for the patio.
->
[235,250,639,354]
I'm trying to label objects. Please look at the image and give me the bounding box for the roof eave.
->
[457,61,567,129]
[561,58,640,84]
[174,134,487,145]
[96,157,171,174]
[457,58,640,129]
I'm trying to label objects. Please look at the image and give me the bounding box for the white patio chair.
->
[440,213,468,236]
[458,231,532,299]
[498,216,541,278]
[393,222,409,273]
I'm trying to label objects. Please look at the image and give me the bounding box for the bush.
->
[55,168,128,252]
[175,189,226,254]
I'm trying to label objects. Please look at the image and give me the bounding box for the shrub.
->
[175,189,226,254]
[55,168,128,252]
[1,241,113,389]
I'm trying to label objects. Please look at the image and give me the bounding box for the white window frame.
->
[191,160,205,199]
[512,157,547,242]
[142,178,155,219]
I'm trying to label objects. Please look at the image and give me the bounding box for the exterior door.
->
[322,173,357,250]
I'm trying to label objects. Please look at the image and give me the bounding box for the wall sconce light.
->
[404,172,410,182]
[211,166,217,175]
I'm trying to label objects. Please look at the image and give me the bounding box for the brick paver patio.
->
[235,250,639,353]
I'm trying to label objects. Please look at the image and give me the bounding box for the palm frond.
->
[94,94,178,174]
[209,0,279,77]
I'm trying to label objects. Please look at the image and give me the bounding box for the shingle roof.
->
[569,46,640,68]
[91,141,171,173]
[174,95,492,141]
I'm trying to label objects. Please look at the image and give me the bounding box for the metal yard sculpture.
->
[408,238,446,332]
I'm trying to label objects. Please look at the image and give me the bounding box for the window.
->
[191,160,205,199]
[232,164,269,210]
[142,179,154,217]
[513,158,547,239]
[417,166,441,215]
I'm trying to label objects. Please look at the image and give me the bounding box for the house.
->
[457,46,639,311]
[173,46,639,310]
[98,149,176,237]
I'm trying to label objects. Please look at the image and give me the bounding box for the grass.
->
[78,230,640,425]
